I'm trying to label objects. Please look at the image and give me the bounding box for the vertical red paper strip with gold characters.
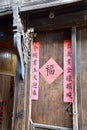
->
[64,40,72,102]
[32,42,40,100]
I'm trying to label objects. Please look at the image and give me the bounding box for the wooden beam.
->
[0,72,15,76]
[20,0,82,12]
[0,7,12,16]
[28,9,87,31]
[72,27,78,130]
[32,121,72,130]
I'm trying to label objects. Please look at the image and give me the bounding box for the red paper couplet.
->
[64,40,72,102]
[31,42,40,100]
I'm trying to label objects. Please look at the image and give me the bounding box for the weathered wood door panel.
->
[31,29,73,129]
[77,27,87,130]
[0,75,14,130]
[0,50,16,130]
[0,49,16,75]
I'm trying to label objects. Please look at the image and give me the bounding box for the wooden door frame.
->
[29,28,76,130]
[72,27,78,130]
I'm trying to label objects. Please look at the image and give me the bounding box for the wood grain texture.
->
[31,29,73,128]
[0,49,16,75]
[77,27,87,130]
[0,75,15,130]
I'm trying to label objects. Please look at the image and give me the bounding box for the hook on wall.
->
[49,11,55,19]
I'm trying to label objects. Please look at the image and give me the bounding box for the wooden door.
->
[31,29,73,129]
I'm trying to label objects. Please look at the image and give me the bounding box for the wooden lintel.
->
[28,9,87,31]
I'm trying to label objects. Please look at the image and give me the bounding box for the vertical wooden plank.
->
[12,6,25,130]
[0,75,14,130]
[25,60,31,130]
[72,27,78,130]
[77,27,87,130]
[21,28,35,130]
[76,28,82,130]
[23,64,28,130]
[27,33,33,130]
